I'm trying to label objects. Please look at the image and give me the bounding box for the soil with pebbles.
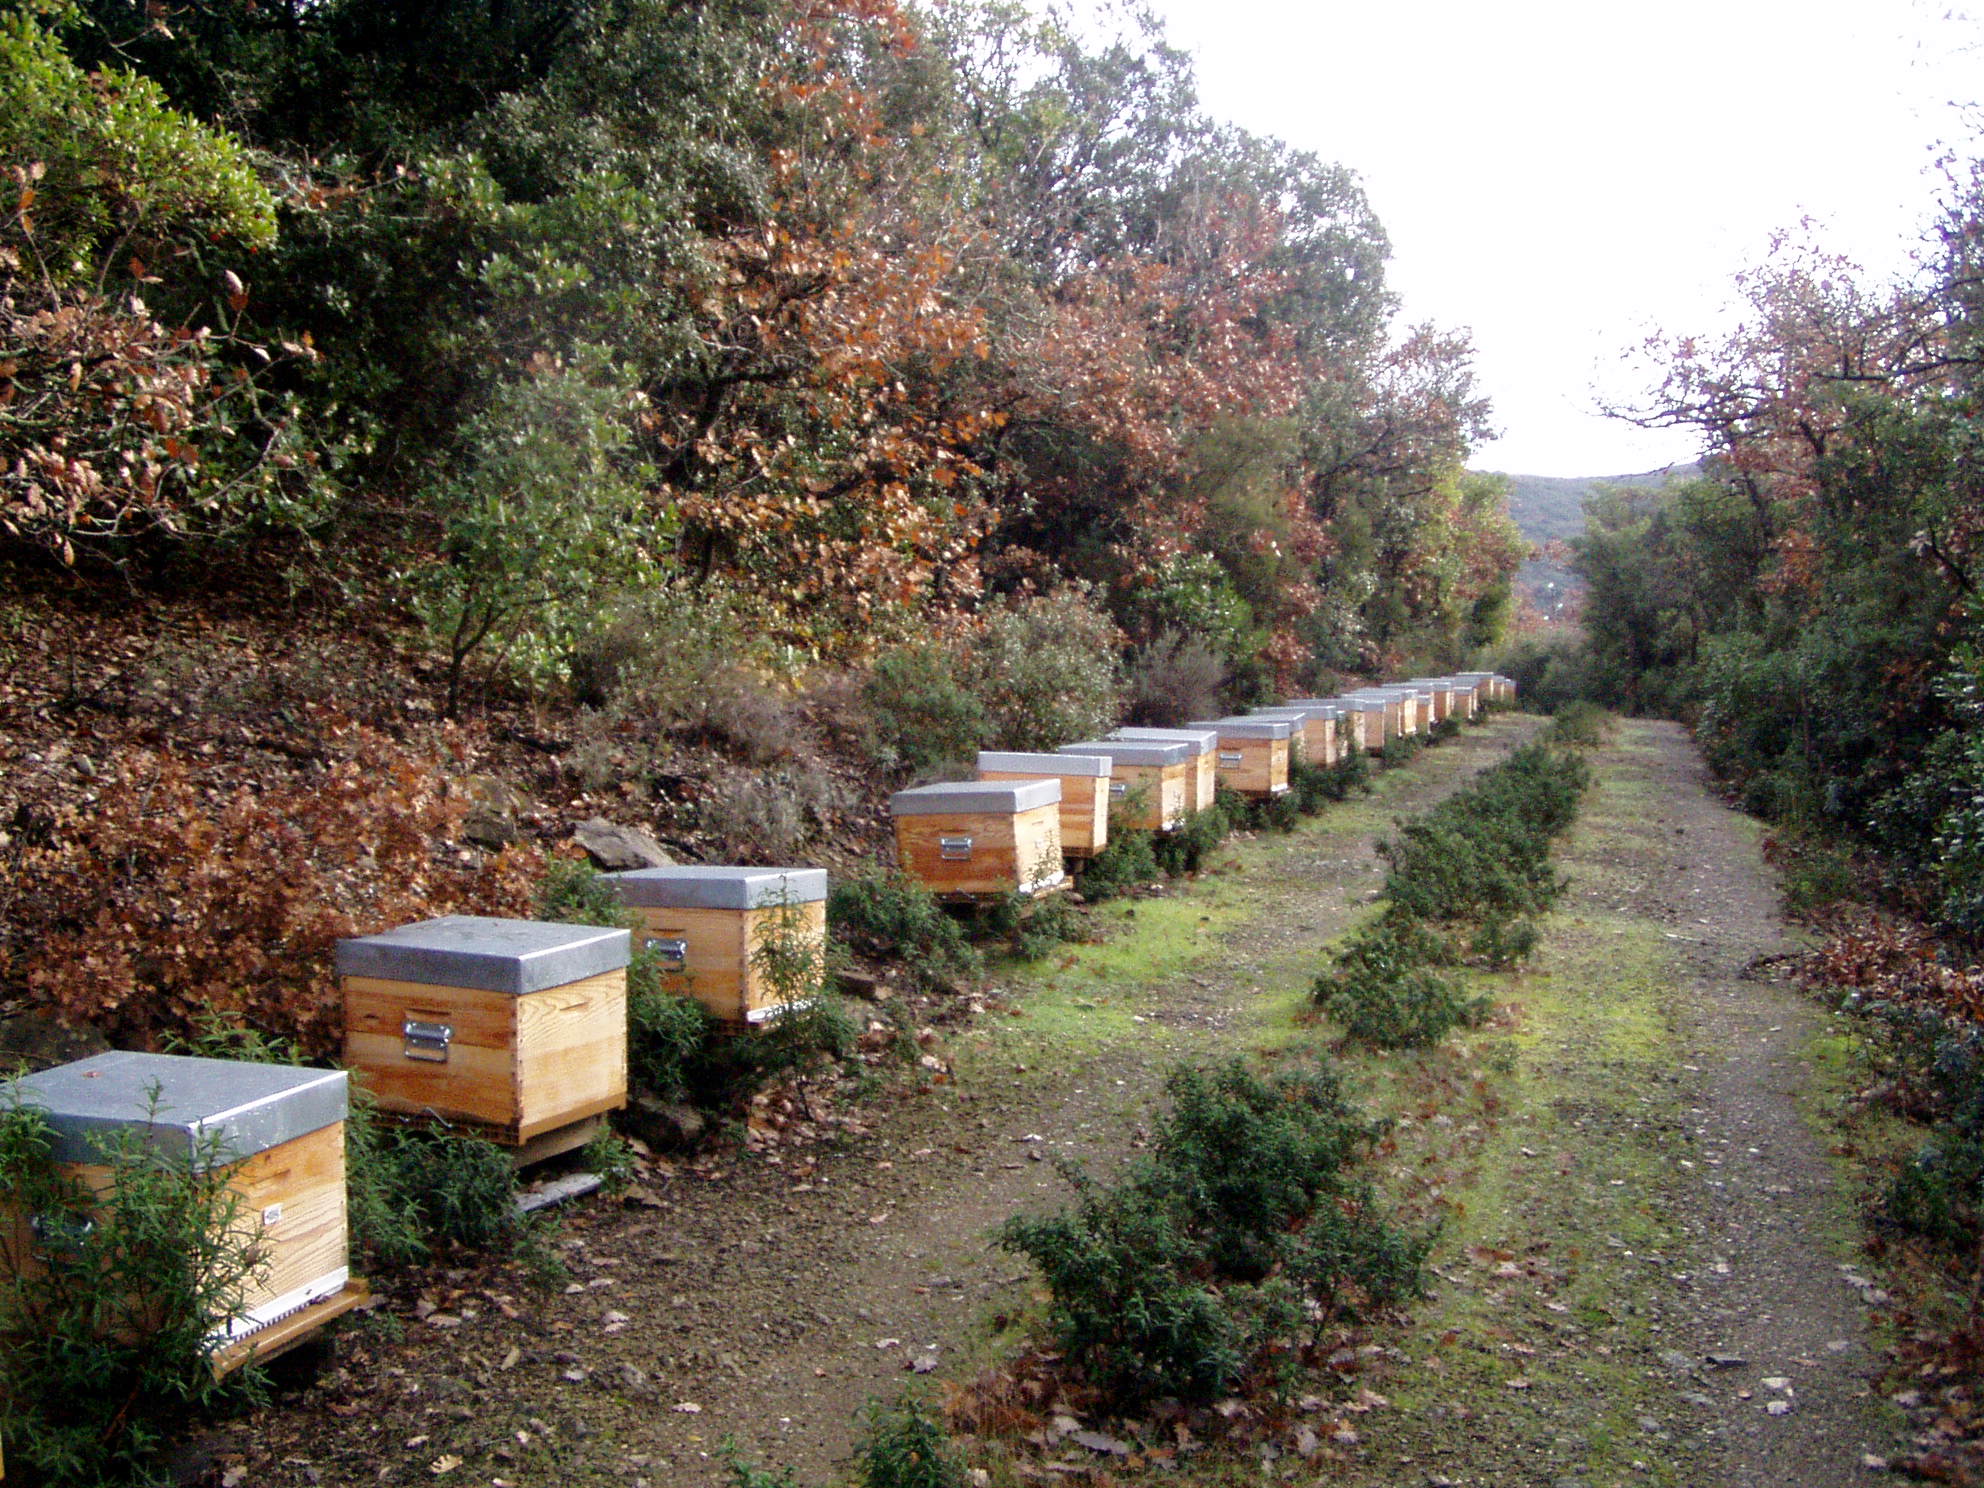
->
[221,716,1905,1488]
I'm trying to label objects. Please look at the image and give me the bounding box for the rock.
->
[623,1093,706,1150]
[0,1011,111,1074]
[835,969,886,1001]
[573,817,673,871]
[463,803,520,849]
[463,776,528,849]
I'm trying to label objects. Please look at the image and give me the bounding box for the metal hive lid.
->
[890,778,1061,816]
[9,1052,348,1168]
[1110,727,1218,754]
[1190,717,1293,739]
[1060,738,1191,767]
[336,916,631,994]
[978,750,1112,779]
[607,866,828,911]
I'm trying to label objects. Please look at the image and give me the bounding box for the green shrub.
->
[1151,800,1231,876]
[989,891,1085,961]
[1547,700,1610,747]
[1289,757,1335,814]
[861,643,985,776]
[1381,732,1422,766]
[856,1394,969,1488]
[966,586,1124,751]
[364,1125,525,1256]
[1315,950,1489,1049]
[999,1058,1425,1405]
[0,1096,267,1485]
[828,870,980,991]
[1125,627,1228,727]
[1078,828,1159,902]
[628,986,718,1101]
[1430,715,1462,743]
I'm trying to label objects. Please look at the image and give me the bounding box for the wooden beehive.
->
[978,751,1112,858]
[605,867,828,1027]
[338,916,629,1157]
[2,1052,363,1369]
[892,780,1065,898]
[1190,717,1292,797]
[1339,698,1388,749]
[1346,693,1401,742]
[1110,728,1218,812]
[1253,705,1338,766]
[1409,679,1455,724]
[1061,739,1191,832]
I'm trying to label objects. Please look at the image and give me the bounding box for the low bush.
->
[9,726,543,1057]
[1125,628,1227,727]
[1314,939,1489,1049]
[1151,800,1231,876]
[1381,732,1422,767]
[856,1393,969,1488]
[1315,744,1589,1049]
[1077,828,1159,902]
[860,643,985,776]
[699,766,848,860]
[829,870,980,992]
[966,586,1124,752]
[999,1058,1426,1405]
[0,1097,266,1485]
[1546,700,1610,747]
[1431,715,1462,743]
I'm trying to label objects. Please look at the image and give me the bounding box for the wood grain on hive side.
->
[514,971,628,1140]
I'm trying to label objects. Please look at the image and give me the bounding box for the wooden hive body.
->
[1110,729,1218,812]
[2,1053,358,1358]
[892,780,1065,898]
[1408,680,1454,723]
[1061,740,1190,832]
[978,752,1112,857]
[1190,717,1292,797]
[339,916,630,1147]
[605,867,828,1027]
[1253,705,1339,766]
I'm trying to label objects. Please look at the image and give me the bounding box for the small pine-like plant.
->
[829,870,980,992]
[1152,800,1230,876]
[0,1093,268,1484]
[1078,828,1159,902]
[856,1394,969,1488]
[1000,1057,1426,1405]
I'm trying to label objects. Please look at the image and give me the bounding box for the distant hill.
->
[1482,464,1701,620]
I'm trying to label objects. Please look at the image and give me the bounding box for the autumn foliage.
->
[8,720,541,1056]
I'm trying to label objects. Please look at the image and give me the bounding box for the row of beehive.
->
[886,672,1516,899]
[1,866,838,1376]
[0,672,1516,1383]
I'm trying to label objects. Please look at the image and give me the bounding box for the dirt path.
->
[1324,718,1901,1487]
[233,719,1545,1488]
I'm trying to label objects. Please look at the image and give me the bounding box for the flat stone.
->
[573,817,674,871]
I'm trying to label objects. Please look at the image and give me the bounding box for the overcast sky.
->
[1070,0,1983,477]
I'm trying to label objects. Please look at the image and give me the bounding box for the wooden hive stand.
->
[977,751,1113,859]
[1187,716,1293,798]
[338,916,630,1165]
[1059,739,1192,833]
[0,1053,367,1381]
[891,780,1066,900]
[604,866,828,1028]
[1109,727,1218,813]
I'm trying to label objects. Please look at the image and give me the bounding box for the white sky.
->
[1069,0,1984,477]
